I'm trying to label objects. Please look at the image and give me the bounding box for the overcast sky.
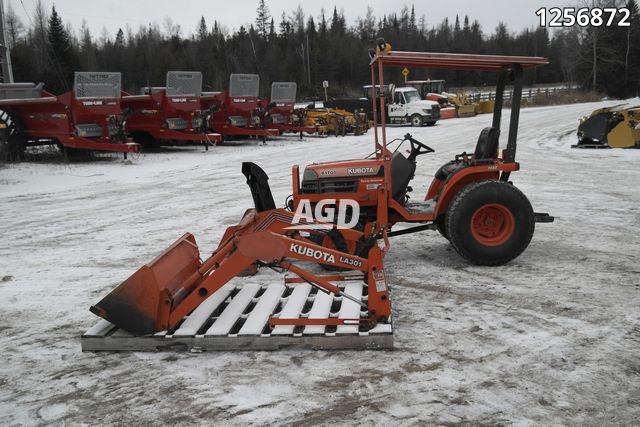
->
[8,0,574,38]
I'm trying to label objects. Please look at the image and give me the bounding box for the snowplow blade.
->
[89,233,202,336]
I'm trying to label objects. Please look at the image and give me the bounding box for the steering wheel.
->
[404,133,435,156]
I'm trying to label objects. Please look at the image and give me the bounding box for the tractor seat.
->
[435,127,499,181]
[391,151,416,202]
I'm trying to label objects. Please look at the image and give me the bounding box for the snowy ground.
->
[1,100,639,426]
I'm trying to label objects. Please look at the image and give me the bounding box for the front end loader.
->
[89,162,391,339]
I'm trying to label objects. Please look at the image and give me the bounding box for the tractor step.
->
[81,279,393,352]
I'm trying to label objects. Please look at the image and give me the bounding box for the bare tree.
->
[5,4,24,48]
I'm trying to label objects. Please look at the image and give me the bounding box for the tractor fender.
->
[430,164,519,217]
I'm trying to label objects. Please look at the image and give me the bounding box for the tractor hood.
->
[303,159,384,180]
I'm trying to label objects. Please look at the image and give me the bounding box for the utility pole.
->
[0,0,14,83]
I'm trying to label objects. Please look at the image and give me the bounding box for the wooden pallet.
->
[81,278,393,351]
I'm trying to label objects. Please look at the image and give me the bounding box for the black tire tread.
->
[446,180,535,266]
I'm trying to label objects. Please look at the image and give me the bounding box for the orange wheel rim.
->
[470,203,515,246]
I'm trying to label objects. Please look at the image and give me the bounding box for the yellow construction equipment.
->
[574,104,640,148]
[475,100,495,114]
[447,93,477,118]
[305,107,370,136]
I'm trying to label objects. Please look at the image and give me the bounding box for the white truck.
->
[362,85,441,126]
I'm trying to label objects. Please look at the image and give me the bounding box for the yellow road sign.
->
[402,67,409,77]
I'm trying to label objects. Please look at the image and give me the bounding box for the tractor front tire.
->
[311,229,366,272]
[446,180,535,266]
[411,114,424,127]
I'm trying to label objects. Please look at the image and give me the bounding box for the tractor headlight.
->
[302,168,318,181]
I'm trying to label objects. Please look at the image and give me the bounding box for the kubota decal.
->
[289,243,335,263]
[348,167,375,174]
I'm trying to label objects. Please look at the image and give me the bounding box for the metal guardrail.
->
[465,85,579,103]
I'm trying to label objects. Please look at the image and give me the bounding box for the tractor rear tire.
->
[446,180,535,266]
[435,214,448,240]
[411,114,424,127]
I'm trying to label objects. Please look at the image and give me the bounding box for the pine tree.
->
[48,5,75,92]
[269,18,275,41]
[410,5,416,31]
[255,0,271,39]
[197,17,208,40]
[319,11,327,36]
[279,12,289,35]
[115,29,125,48]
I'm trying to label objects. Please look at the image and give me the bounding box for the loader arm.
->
[91,207,390,336]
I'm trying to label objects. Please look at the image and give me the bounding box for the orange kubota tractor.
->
[292,41,554,266]
[89,40,553,338]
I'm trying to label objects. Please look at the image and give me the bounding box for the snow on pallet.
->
[81,279,393,351]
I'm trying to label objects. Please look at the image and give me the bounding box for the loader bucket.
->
[576,113,614,146]
[90,233,202,335]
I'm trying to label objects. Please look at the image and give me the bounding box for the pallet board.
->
[81,279,393,351]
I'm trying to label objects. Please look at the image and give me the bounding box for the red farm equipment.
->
[0,72,139,161]
[85,41,554,351]
[201,74,279,144]
[260,82,316,139]
[122,71,221,149]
